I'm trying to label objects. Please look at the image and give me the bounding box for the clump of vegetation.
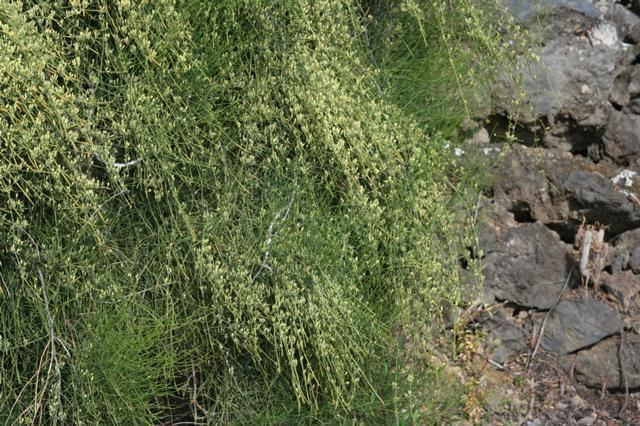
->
[0,0,526,423]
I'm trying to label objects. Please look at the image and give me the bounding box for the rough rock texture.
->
[489,144,640,236]
[482,311,530,364]
[603,110,640,165]
[601,271,640,310]
[482,222,578,309]
[506,0,601,22]
[497,7,633,129]
[470,1,640,418]
[574,334,640,389]
[541,297,622,354]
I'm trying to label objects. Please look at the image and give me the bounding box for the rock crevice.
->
[468,2,640,420]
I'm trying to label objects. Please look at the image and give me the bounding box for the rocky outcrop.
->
[467,0,640,412]
[481,221,578,309]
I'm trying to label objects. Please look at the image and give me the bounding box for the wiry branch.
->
[36,266,64,423]
[527,268,573,371]
[252,191,297,283]
[13,231,69,423]
[618,325,629,417]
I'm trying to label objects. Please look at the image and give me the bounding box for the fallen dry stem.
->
[37,266,64,424]
[527,268,574,371]
[618,325,629,417]
[252,190,296,283]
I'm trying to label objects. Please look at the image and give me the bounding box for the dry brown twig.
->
[618,325,629,418]
[12,230,71,424]
[527,268,574,371]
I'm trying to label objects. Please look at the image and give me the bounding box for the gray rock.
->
[563,170,640,235]
[483,311,529,364]
[470,128,490,145]
[611,227,640,250]
[574,334,640,389]
[482,222,578,309]
[630,246,640,273]
[630,98,640,115]
[493,3,638,148]
[601,271,640,311]
[475,199,518,257]
[610,70,630,107]
[626,0,640,16]
[609,4,640,44]
[630,66,640,98]
[541,297,622,354]
[491,146,572,223]
[602,110,640,165]
[522,42,616,128]
[609,228,640,269]
[610,254,627,274]
[491,145,640,235]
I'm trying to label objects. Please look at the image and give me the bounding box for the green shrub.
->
[0,0,525,423]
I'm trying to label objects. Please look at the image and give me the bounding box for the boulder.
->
[490,145,640,236]
[562,170,640,235]
[481,222,578,309]
[505,0,601,23]
[574,334,640,389]
[492,4,638,153]
[602,110,640,165]
[490,146,572,224]
[601,271,640,311]
[483,311,529,364]
[609,228,640,271]
[609,3,640,44]
[541,296,622,354]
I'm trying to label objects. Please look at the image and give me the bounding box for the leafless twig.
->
[252,191,296,283]
[527,268,573,371]
[14,230,70,423]
[618,326,629,417]
[37,266,65,424]
[90,188,130,218]
[472,351,506,370]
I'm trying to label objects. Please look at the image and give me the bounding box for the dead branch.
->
[618,326,629,417]
[37,266,64,424]
[527,268,573,371]
[252,191,296,283]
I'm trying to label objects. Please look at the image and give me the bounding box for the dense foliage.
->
[0,0,525,423]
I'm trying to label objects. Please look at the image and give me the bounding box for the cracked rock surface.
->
[463,1,640,423]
